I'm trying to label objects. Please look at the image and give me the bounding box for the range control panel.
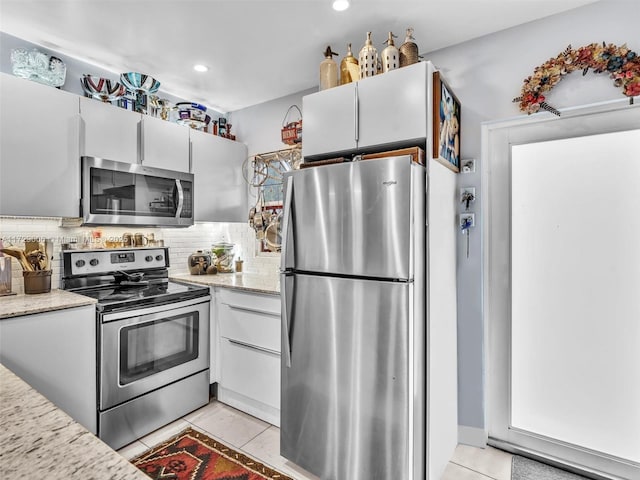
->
[68,248,169,276]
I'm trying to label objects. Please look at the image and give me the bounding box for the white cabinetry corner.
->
[214,288,281,426]
[0,305,97,433]
[79,96,140,163]
[0,74,80,217]
[302,61,435,160]
[190,130,248,222]
[140,114,190,172]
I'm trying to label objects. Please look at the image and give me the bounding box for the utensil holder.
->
[23,270,52,294]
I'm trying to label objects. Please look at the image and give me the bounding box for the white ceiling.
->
[0,0,598,113]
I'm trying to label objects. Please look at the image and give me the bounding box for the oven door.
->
[99,296,209,410]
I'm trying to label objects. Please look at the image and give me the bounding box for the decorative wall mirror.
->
[243,146,302,253]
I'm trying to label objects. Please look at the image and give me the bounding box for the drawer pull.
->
[226,304,280,317]
[228,338,280,357]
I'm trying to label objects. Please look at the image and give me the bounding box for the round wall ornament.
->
[514,42,640,116]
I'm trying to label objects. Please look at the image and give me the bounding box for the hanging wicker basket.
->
[281,105,302,145]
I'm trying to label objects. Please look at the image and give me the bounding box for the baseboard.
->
[458,425,487,448]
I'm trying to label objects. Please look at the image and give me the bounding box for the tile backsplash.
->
[0,217,279,294]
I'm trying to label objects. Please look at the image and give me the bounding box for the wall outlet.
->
[461,158,476,173]
[459,213,475,230]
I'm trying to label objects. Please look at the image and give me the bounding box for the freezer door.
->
[280,273,424,480]
[281,155,423,280]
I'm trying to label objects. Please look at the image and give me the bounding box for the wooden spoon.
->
[0,247,34,272]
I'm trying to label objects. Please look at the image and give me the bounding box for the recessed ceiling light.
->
[193,64,209,72]
[332,0,350,12]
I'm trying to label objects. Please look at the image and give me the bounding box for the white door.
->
[484,102,640,480]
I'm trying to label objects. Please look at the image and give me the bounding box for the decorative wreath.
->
[514,42,640,116]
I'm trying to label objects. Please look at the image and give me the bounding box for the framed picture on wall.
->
[433,71,461,173]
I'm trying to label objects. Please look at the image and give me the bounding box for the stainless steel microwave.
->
[81,156,194,227]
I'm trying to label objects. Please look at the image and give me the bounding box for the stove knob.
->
[145,255,154,262]
[75,259,86,268]
[89,258,99,266]
[155,255,164,262]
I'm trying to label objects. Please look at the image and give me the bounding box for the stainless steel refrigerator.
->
[279,154,428,479]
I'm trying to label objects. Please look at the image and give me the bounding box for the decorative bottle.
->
[319,46,339,91]
[358,32,378,78]
[399,27,419,67]
[381,32,399,73]
[340,43,359,85]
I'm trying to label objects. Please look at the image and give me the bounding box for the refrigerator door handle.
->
[280,175,294,272]
[280,273,293,367]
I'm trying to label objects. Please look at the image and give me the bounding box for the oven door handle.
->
[101,295,210,322]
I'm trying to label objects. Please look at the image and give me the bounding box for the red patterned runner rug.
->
[132,427,294,480]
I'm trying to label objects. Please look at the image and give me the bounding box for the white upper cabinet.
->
[302,61,433,159]
[357,61,428,148]
[0,73,80,217]
[140,114,191,172]
[302,82,357,158]
[79,97,140,163]
[190,130,248,222]
[80,98,191,172]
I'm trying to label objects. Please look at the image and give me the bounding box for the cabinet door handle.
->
[228,338,280,357]
[354,82,359,143]
[226,304,279,317]
[138,120,144,164]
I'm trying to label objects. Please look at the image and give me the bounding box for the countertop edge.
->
[0,290,97,320]
[170,273,280,295]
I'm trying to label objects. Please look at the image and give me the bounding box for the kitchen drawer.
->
[217,288,280,316]
[219,337,280,410]
[218,302,280,353]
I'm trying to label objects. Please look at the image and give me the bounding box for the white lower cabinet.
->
[0,305,97,433]
[214,288,281,426]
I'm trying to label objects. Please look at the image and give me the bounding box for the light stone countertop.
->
[171,272,280,295]
[0,363,149,480]
[0,289,97,319]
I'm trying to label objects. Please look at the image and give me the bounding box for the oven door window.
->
[119,312,199,385]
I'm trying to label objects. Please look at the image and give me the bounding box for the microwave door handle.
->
[174,179,184,218]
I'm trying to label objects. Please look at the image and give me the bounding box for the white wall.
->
[0,218,280,294]
[424,0,639,433]
[231,88,315,156]
[0,31,225,118]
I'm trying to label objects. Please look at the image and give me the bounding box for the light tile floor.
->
[118,400,513,480]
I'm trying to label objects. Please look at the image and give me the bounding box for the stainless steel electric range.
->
[62,247,211,450]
